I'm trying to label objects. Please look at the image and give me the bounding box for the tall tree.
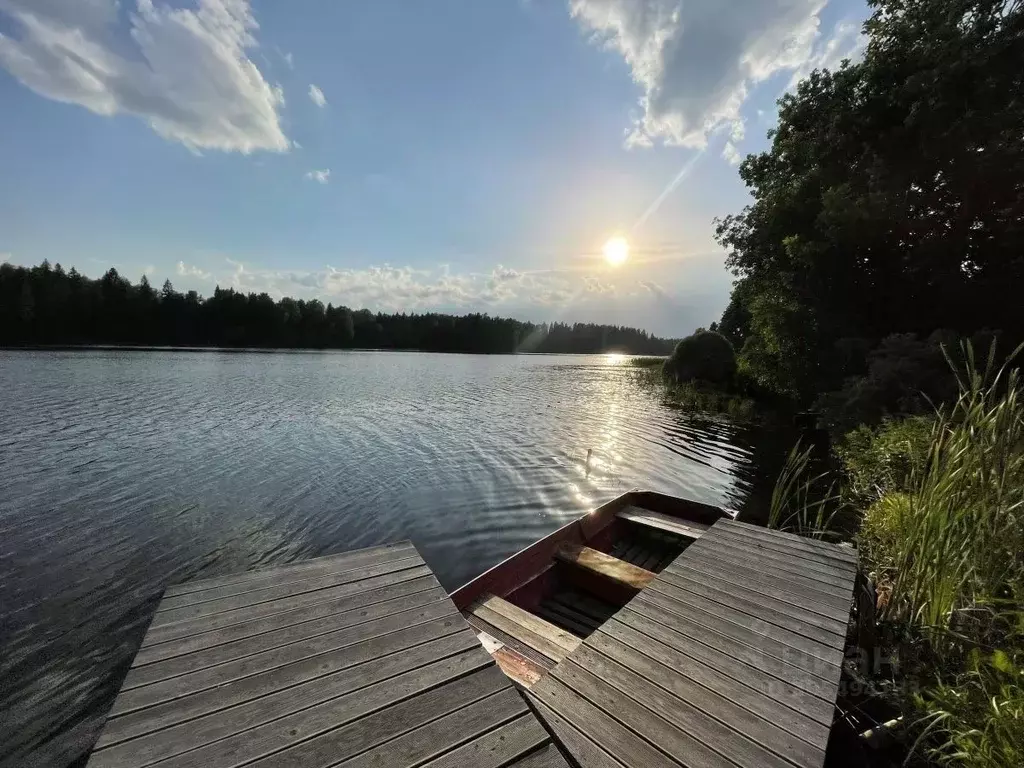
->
[715,0,1024,399]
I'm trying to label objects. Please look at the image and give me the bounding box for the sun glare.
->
[602,236,630,266]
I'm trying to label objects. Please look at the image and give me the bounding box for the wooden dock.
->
[86,518,858,768]
[526,519,858,768]
[86,541,568,768]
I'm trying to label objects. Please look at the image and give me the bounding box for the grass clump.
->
[915,647,1024,768]
[869,342,1024,642]
[768,442,842,541]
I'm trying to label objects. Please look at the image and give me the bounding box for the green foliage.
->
[664,331,737,386]
[660,380,756,421]
[915,647,1024,768]
[835,416,933,499]
[853,343,1024,766]
[735,284,817,396]
[628,362,757,420]
[714,0,1024,401]
[857,491,915,575]
[816,331,1007,433]
[716,280,752,349]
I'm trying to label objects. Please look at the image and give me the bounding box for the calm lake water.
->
[0,350,788,767]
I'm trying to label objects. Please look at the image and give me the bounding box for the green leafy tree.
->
[715,0,1024,401]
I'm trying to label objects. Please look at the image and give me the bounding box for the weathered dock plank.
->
[530,519,857,768]
[87,542,568,768]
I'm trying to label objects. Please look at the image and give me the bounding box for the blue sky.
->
[0,0,868,336]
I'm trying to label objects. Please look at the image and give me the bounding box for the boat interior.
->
[449,490,735,688]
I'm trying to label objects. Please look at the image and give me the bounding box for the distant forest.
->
[0,261,676,355]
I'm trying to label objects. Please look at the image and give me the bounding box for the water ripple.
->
[0,350,789,767]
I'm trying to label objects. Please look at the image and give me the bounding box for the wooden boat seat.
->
[555,543,656,591]
[616,505,711,540]
[466,594,581,664]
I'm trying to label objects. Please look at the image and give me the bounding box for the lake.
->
[0,350,787,767]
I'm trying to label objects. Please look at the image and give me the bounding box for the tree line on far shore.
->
[0,261,676,355]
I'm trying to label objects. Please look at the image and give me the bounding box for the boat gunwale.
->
[449,490,735,611]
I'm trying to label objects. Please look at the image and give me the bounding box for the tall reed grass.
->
[767,442,842,540]
[866,342,1023,647]
[770,341,1024,766]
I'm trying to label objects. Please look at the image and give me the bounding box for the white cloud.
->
[305,168,330,184]
[308,83,326,107]
[570,0,827,148]
[722,142,742,165]
[187,257,661,316]
[0,0,288,153]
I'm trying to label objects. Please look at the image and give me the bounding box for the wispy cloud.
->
[0,0,289,154]
[176,257,671,315]
[276,47,295,70]
[305,169,331,184]
[308,84,327,108]
[177,260,212,281]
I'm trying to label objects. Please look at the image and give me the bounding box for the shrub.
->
[835,416,934,500]
[816,330,1007,434]
[663,331,737,386]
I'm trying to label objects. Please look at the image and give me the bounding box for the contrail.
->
[631,149,705,233]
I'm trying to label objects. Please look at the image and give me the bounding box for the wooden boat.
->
[450,489,736,688]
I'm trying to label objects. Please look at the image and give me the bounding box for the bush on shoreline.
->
[628,354,759,420]
[663,331,737,387]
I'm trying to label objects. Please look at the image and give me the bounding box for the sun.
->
[602,236,630,266]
